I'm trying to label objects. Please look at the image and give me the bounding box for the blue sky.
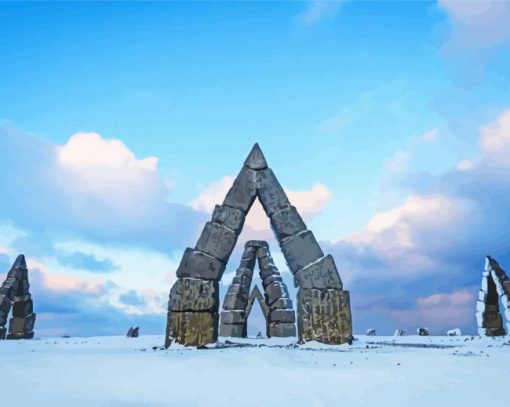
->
[1,0,510,337]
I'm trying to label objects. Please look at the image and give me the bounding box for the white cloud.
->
[481,108,510,161]
[456,159,473,171]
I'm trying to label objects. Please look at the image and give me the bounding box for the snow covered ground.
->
[1,334,509,406]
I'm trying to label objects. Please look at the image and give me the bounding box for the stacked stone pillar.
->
[219,240,296,338]
[0,255,36,340]
[476,256,510,336]
[165,143,352,347]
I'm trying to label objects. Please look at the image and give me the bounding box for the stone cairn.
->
[219,240,296,338]
[126,326,139,338]
[0,255,36,340]
[165,143,352,347]
[476,256,510,336]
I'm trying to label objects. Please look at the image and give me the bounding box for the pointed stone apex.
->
[13,254,27,270]
[244,143,268,170]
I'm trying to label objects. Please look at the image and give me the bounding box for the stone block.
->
[270,298,293,310]
[503,280,510,295]
[243,143,267,170]
[259,265,279,280]
[24,313,36,332]
[222,293,249,310]
[293,255,343,289]
[0,327,6,340]
[212,204,246,235]
[195,222,237,263]
[257,168,290,216]
[475,311,484,327]
[481,311,504,329]
[268,322,296,337]
[12,299,33,317]
[239,256,256,271]
[258,255,273,270]
[166,311,218,347]
[0,295,12,313]
[262,275,283,289]
[280,230,324,274]
[264,281,289,306]
[219,323,246,338]
[176,248,226,281]
[297,288,351,344]
[481,276,488,292]
[168,278,219,312]
[220,310,246,324]
[232,275,252,288]
[269,309,296,323]
[245,240,268,249]
[478,289,487,302]
[270,206,307,240]
[227,284,248,295]
[476,300,486,313]
[223,167,258,213]
[8,317,24,333]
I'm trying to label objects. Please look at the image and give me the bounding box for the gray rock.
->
[222,292,249,310]
[220,310,246,324]
[270,206,307,240]
[211,204,246,235]
[245,240,269,249]
[168,278,219,312]
[268,322,296,337]
[195,222,237,262]
[259,265,279,280]
[219,323,246,338]
[227,284,248,296]
[257,168,290,216]
[262,275,283,289]
[269,309,296,323]
[223,166,258,213]
[293,255,343,289]
[417,327,429,336]
[256,245,270,259]
[264,281,289,306]
[12,299,33,317]
[269,298,293,310]
[280,230,324,273]
[366,329,376,336]
[243,143,268,170]
[176,248,226,281]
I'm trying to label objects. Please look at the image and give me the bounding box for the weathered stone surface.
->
[270,298,293,310]
[166,311,218,347]
[212,204,246,235]
[219,323,245,338]
[293,255,343,289]
[227,284,248,295]
[264,281,289,306]
[268,322,296,337]
[256,245,270,259]
[262,275,283,289]
[232,275,252,288]
[223,166,258,213]
[447,328,461,336]
[243,143,268,170]
[195,222,237,262]
[257,168,290,216]
[12,299,33,317]
[476,300,486,313]
[259,265,279,280]
[394,329,405,336]
[9,314,36,334]
[280,230,324,273]
[0,327,6,340]
[220,310,246,324]
[126,326,139,338]
[176,248,226,281]
[417,327,429,336]
[239,256,256,271]
[168,278,219,312]
[258,255,273,270]
[478,289,487,302]
[269,309,296,323]
[246,240,268,249]
[297,288,351,344]
[222,293,249,310]
[270,206,307,240]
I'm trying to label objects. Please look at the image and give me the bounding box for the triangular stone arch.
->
[166,144,352,347]
[0,254,36,340]
[476,256,510,336]
[219,240,296,339]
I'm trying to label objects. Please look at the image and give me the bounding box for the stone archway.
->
[219,240,296,338]
[165,144,352,347]
[476,256,510,336]
[0,255,36,340]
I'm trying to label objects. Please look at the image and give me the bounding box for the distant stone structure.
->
[366,329,376,336]
[126,326,139,338]
[417,327,429,336]
[165,144,352,347]
[447,328,461,336]
[394,329,404,336]
[0,255,36,340]
[219,240,296,338]
[476,256,510,336]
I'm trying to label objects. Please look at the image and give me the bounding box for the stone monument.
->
[165,144,352,347]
